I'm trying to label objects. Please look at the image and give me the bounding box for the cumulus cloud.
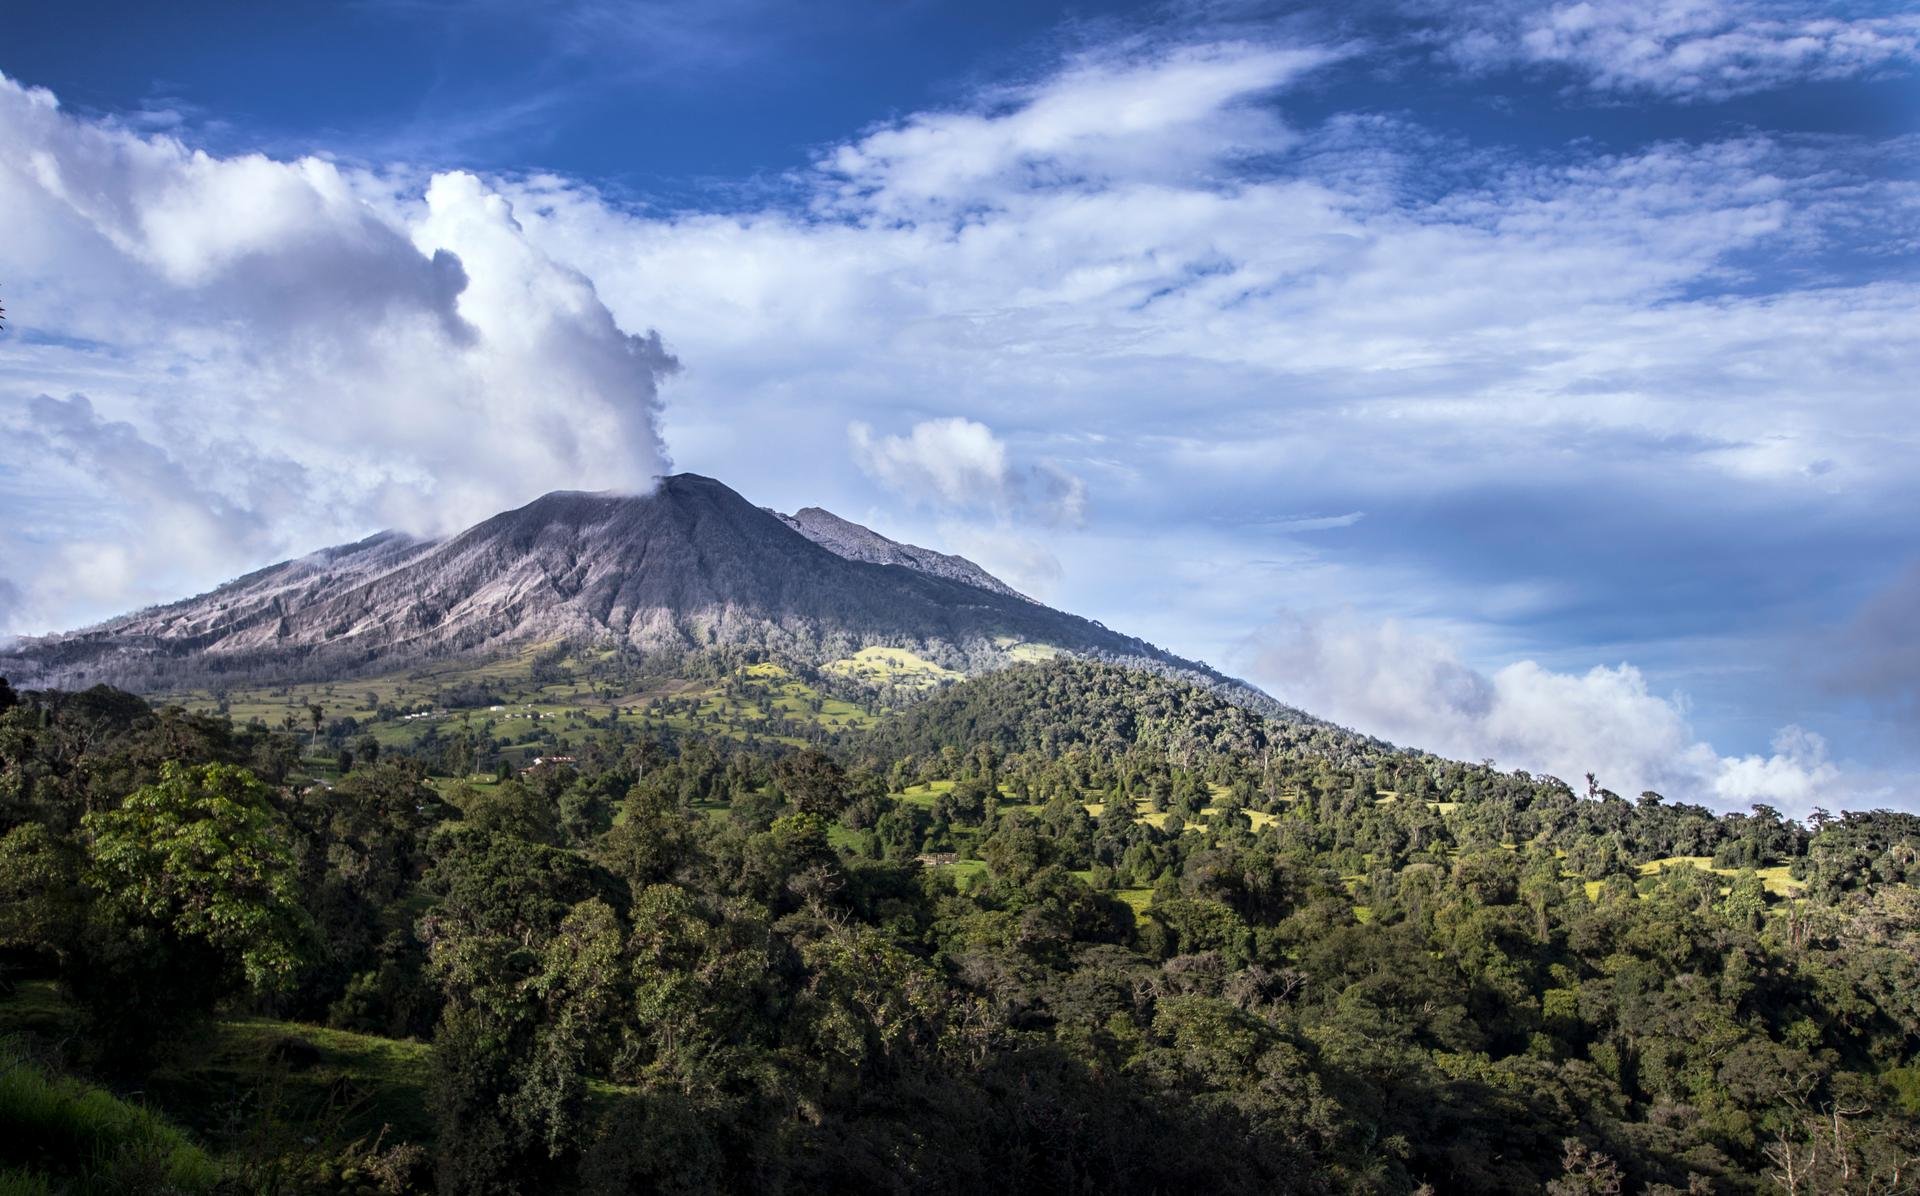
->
[1430,0,1920,100]
[0,73,676,633]
[6,394,294,623]
[1242,611,1868,815]
[505,64,1919,504]
[850,418,1008,508]
[849,418,1087,526]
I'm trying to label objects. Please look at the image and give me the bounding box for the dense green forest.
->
[2,661,1917,1194]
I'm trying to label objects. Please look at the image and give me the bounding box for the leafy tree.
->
[82,761,309,990]
[60,762,311,1067]
[773,749,849,817]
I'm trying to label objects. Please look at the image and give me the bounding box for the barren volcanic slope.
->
[3,474,1288,714]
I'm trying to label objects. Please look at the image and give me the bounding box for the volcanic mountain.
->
[3,474,1289,715]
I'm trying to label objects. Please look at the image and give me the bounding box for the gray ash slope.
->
[2,474,1297,719]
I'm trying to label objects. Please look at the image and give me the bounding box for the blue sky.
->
[1,0,1916,813]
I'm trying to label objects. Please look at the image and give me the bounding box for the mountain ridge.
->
[772,506,1031,601]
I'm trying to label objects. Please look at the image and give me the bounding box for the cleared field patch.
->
[935,858,988,887]
[1064,873,1157,920]
[693,663,877,734]
[895,779,957,807]
[998,640,1061,663]
[1638,855,1804,897]
[1579,857,1805,902]
[157,647,876,765]
[1083,792,1274,833]
[822,647,959,689]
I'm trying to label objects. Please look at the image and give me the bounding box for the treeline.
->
[0,670,1917,1194]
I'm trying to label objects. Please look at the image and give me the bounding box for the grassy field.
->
[944,859,989,886]
[896,779,1279,835]
[1640,856,1802,896]
[995,638,1061,663]
[894,780,958,807]
[821,646,960,689]
[1580,856,1804,901]
[683,661,875,740]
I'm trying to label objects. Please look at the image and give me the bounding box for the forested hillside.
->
[2,664,1917,1194]
[873,658,1381,767]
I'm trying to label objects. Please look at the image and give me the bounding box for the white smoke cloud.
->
[0,73,676,634]
[1243,611,1866,815]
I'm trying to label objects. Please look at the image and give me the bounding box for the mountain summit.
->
[4,474,1285,714]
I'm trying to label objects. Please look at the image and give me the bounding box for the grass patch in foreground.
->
[0,1043,220,1194]
[0,981,437,1155]
[157,1017,435,1147]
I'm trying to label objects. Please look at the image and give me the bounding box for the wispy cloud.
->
[1422,0,1920,100]
[818,40,1339,217]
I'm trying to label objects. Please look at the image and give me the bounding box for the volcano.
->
[3,474,1291,716]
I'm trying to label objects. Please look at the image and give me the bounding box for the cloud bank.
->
[1244,612,1855,816]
